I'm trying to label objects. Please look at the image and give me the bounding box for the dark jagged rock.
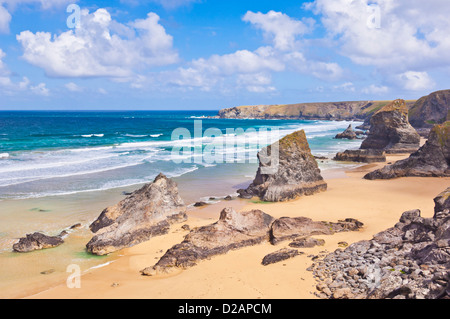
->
[141,207,363,275]
[434,187,450,218]
[335,125,357,140]
[364,122,450,180]
[193,202,208,207]
[13,232,64,253]
[86,173,187,256]
[141,208,275,275]
[409,90,450,129]
[334,149,386,163]
[262,249,302,266]
[289,237,326,248]
[238,130,327,202]
[360,99,420,154]
[311,188,450,299]
[270,217,363,245]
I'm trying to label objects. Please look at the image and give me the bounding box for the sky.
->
[0,0,449,110]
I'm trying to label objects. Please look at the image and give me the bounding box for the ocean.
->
[0,111,363,297]
[0,111,363,201]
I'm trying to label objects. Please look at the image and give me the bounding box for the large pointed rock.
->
[238,130,327,202]
[86,174,187,256]
[360,99,420,154]
[364,122,450,180]
[141,208,275,275]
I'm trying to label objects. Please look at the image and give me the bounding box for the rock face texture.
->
[86,174,187,256]
[13,232,64,253]
[364,122,450,180]
[311,188,450,299]
[262,249,302,266]
[271,217,364,245]
[289,237,326,248]
[334,149,386,164]
[141,207,363,275]
[409,90,450,129]
[238,130,327,202]
[360,99,420,154]
[141,208,275,275]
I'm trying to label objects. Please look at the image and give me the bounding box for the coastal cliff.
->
[218,100,417,122]
[409,90,450,128]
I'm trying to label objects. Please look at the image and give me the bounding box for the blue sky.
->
[0,0,449,110]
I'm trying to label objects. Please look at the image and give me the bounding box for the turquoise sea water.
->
[0,111,363,201]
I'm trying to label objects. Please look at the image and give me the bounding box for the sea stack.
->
[238,130,327,202]
[360,99,420,154]
[364,122,450,180]
[335,124,357,140]
[86,173,187,256]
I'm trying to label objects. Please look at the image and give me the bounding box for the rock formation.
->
[270,217,364,245]
[141,207,363,275]
[409,90,450,129]
[13,232,64,253]
[360,99,420,154]
[238,130,327,202]
[334,149,386,164]
[310,188,450,299]
[335,125,357,140]
[289,237,326,248]
[86,173,187,256]
[141,208,275,275]
[262,249,302,266]
[364,122,450,180]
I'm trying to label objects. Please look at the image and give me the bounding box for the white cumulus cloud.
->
[306,0,450,89]
[243,10,314,51]
[396,71,435,91]
[0,5,11,33]
[17,9,179,78]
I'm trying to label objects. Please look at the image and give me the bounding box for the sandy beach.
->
[26,154,450,299]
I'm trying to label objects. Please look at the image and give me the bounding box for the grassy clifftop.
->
[218,100,417,121]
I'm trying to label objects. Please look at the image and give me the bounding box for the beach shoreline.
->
[21,154,450,299]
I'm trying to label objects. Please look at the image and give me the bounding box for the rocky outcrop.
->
[13,233,64,253]
[141,208,275,275]
[86,174,187,256]
[141,207,363,275]
[334,149,386,163]
[289,237,326,248]
[310,188,450,299]
[238,130,327,202]
[360,99,420,154]
[271,217,364,245]
[262,249,302,266]
[335,125,358,140]
[409,90,450,129]
[364,122,450,180]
